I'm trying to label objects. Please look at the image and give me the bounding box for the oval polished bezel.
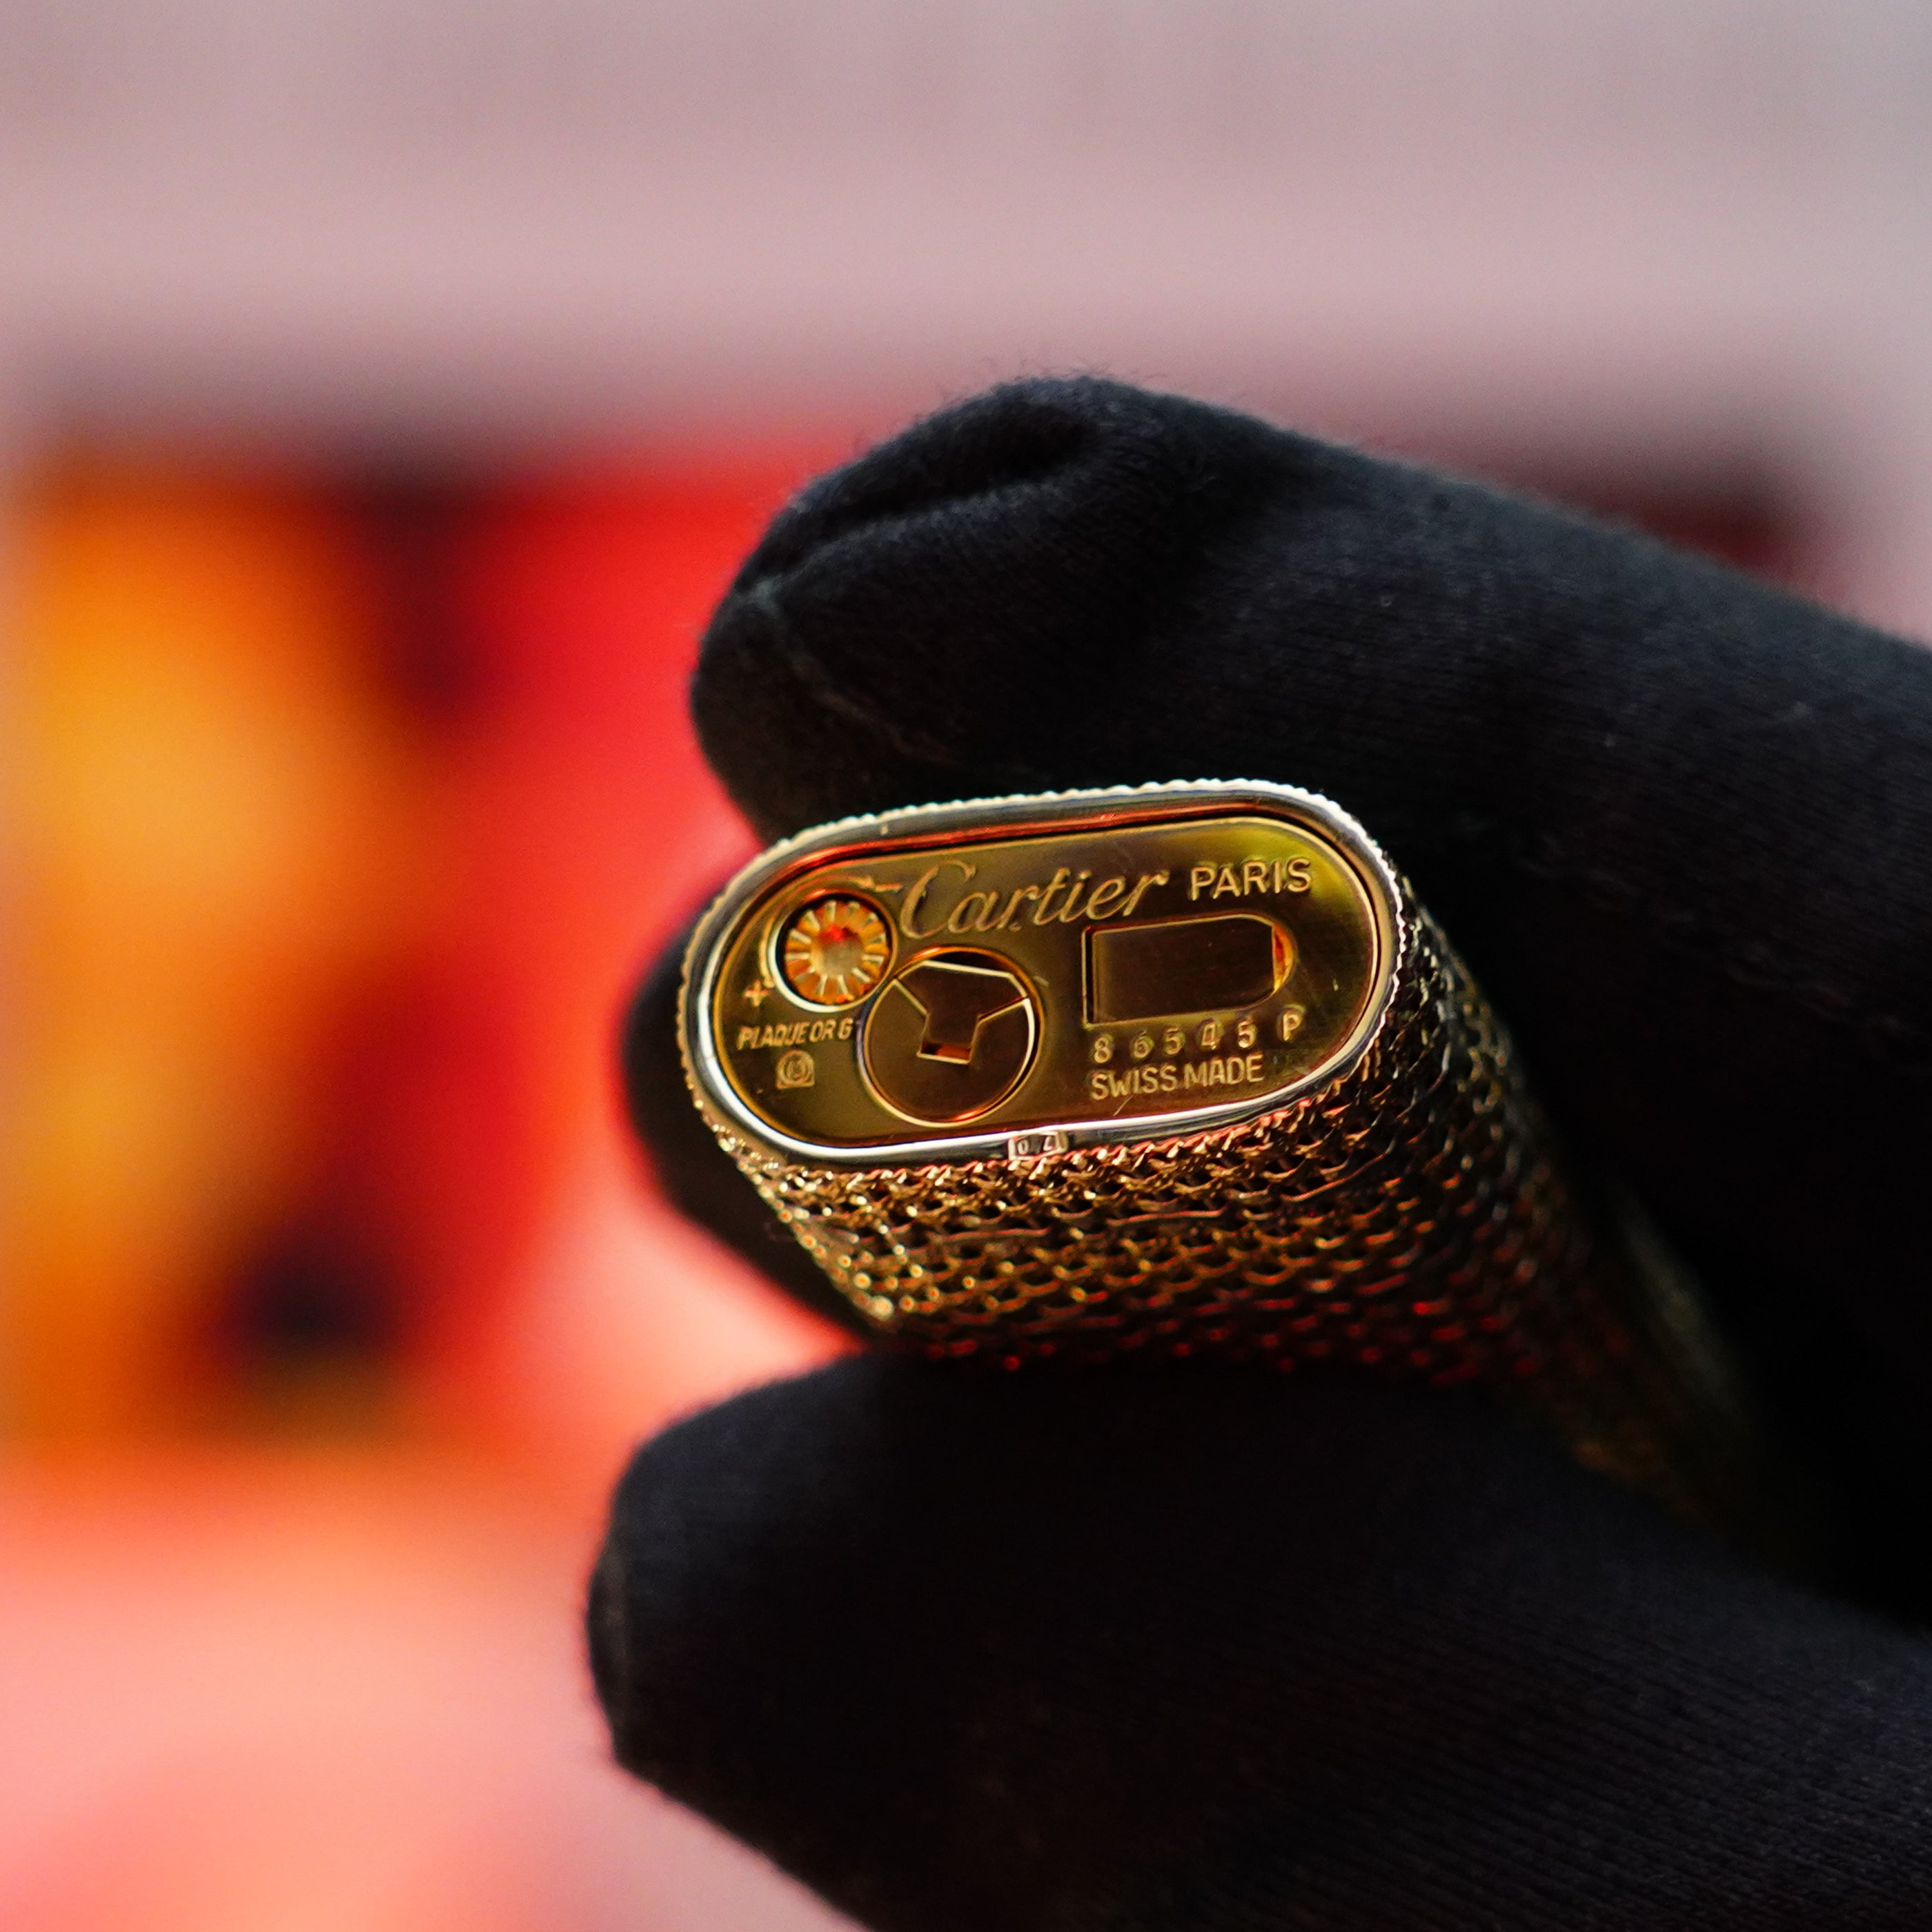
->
[680,780,1403,1168]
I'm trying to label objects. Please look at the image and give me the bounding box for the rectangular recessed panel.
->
[1085,914,1282,1024]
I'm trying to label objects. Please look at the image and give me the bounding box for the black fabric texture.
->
[592,1359,1932,1932]
[598,376,1932,1928]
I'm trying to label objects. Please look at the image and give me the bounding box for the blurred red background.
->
[0,450,865,1931]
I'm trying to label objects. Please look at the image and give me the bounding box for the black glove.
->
[592,377,1932,1931]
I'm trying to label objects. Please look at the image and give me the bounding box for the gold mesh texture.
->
[696,892,1761,1530]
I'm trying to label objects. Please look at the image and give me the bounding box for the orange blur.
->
[1,449,857,1931]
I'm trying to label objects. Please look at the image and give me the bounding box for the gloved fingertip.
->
[693,375,1294,836]
[586,1537,635,1762]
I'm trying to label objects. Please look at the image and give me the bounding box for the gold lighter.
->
[679,780,1759,1526]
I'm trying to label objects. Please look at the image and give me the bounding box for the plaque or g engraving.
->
[679,780,1765,1533]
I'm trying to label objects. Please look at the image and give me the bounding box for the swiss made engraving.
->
[705,804,1388,1153]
